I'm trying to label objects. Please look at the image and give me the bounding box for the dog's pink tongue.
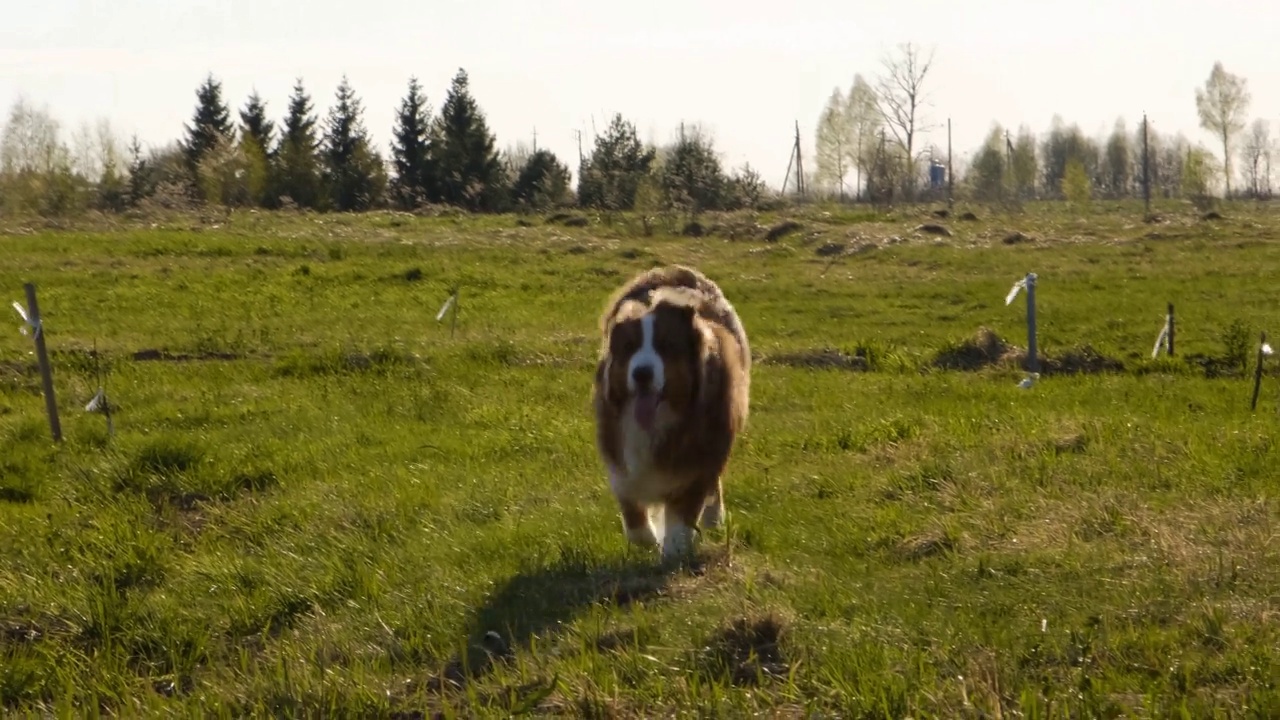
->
[634,394,658,430]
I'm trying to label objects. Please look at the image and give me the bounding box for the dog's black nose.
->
[632,365,654,387]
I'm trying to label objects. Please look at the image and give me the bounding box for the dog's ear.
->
[695,324,744,422]
[598,352,627,409]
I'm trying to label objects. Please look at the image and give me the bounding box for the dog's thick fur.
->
[591,265,751,561]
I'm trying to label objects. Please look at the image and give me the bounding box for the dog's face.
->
[604,296,703,432]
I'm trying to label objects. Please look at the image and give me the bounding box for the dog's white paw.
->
[701,494,724,529]
[661,520,696,561]
[625,520,659,548]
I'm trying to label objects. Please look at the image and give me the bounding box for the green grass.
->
[2,199,1280,717]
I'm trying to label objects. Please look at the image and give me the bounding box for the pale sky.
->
[2,0,1276,189]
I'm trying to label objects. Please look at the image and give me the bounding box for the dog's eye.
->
[611,328,639,354]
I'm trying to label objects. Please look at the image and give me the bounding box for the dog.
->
[591,265,751,562]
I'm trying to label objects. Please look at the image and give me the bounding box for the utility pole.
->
[1005,128,1013,200]
[947,118,954,210]
[532,127,538,152]
[794,120,805,198]
[1142,113,1151,216]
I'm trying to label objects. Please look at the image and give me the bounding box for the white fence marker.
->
[1251,333,1270,412]
[435,286,461,338]
[85,340,114,438]
[1006,273,1039,380]
[1151,303,1176,359]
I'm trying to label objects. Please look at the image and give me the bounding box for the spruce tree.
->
[659,125,727,220]
[126,135,152,206]
[389,76,437,209]
[181,73,234,177]
[239,91,276,159]
[577,113,654,211]
[238,91,276,207]
[322,75,386,211]
[512,149,571,210]
[431,68,505,211]
[275,79,323,208]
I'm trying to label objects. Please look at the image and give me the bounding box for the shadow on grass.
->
[432,548,685,692]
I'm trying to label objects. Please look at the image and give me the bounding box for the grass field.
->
[2,200,1280,718]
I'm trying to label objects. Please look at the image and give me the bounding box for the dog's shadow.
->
[434,548,696,689]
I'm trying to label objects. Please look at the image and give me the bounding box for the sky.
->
[2,0,1277,190]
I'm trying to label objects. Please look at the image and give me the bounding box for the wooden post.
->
[23,283,62,442]
[1025,273,1039,373]
[1166,303,1175,356]
[1250,332,1266,411]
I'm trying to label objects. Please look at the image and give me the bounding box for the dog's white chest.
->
[612,406,680,503]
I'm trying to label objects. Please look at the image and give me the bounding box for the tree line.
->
[1,54,1272,220]
[814,47,1273,204]
[0,68,768,222]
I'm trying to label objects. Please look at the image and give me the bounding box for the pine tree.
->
[659,124,727,220]
[239,91,276,159]
[322,75,386,211]
[275,78,323,208]
[126,135,152,206]
[389,76,436,209]
[432,68,505,211]
[238,91,275,207]
[512,149,572,210]
[577,113,655,211]
[181,73,234,177]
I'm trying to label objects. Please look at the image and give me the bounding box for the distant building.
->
[928,160,947,189]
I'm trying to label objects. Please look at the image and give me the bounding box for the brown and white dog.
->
[591,265,751,562]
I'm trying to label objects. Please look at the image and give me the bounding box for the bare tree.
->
[1010,125,1038,199]
[0,97,78,215]
[843,73,880,200]
[0,97,68,176]
[95,119,125,177]
[70,121,99,181]
[1194,61,1250,196]
[814,87,849,198]
[874,42,936,200]
[1241,119,1271,198]
[1103,118,1131,199]
[501,140,534,187]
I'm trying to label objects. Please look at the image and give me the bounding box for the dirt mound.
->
[681,221,705,237]
[765,347,871,371]
[1043,345,1125,375]
[915,223,952,237]
[932,328,1015,371]
[765,220,803,242]
[933,329,1123,375]
[545,212,589,227]
[701,614,791,686]
[132,349,243,362]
